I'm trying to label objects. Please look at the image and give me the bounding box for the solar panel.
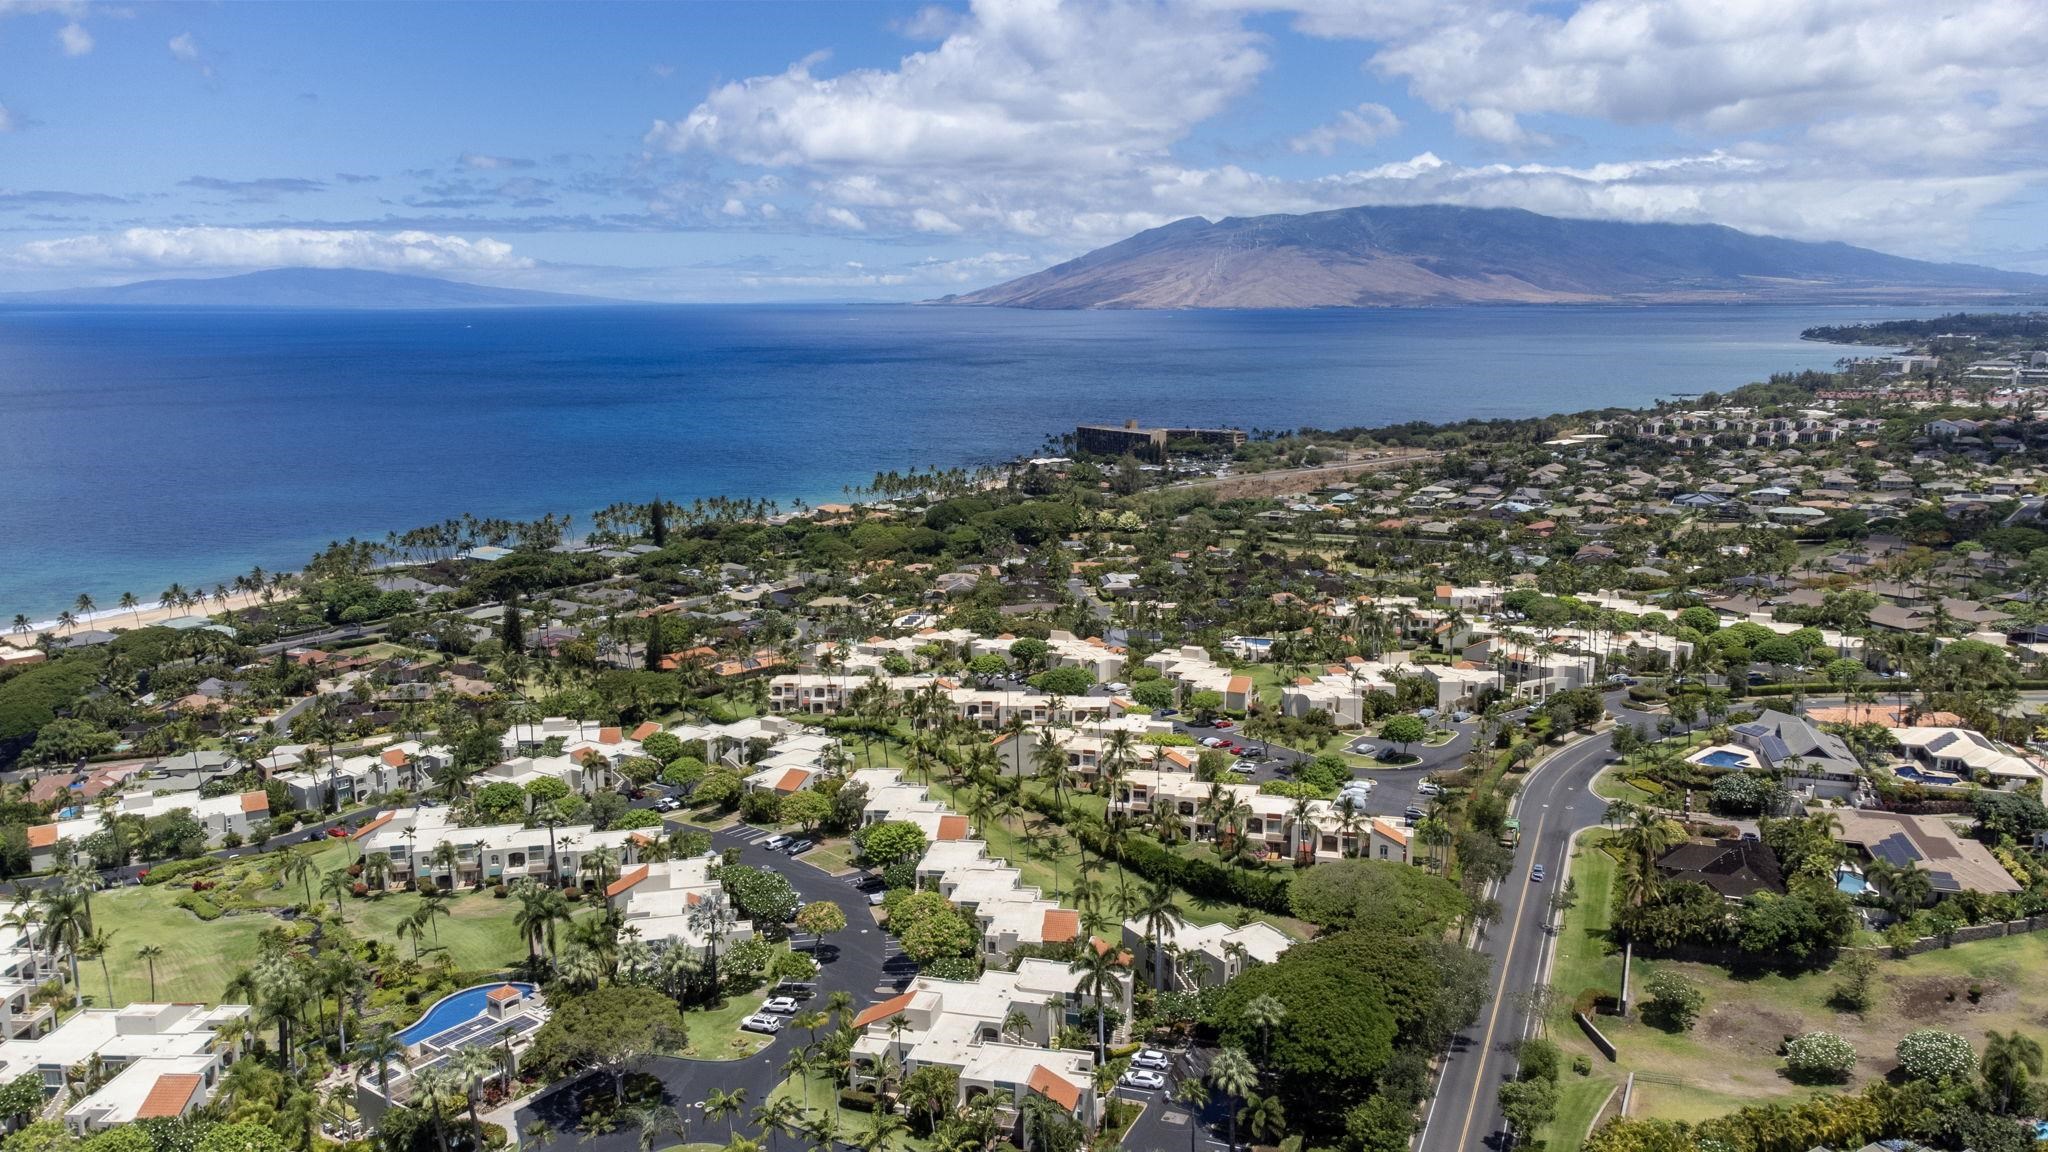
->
[1869,832,1924,867]
[1759,734,1791,763]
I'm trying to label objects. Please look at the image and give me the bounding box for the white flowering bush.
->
[1895,1028,1974,1082]
[1783,1031,1856,1082]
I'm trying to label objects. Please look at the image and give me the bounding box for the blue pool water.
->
[1696,750,1750,769]
[399,982,535,1046]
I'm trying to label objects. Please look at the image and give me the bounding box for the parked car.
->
[1106,682,1129,694]
[326,826,350,838]
[653,797,681,812]
[1121,1069,1167,1090]
[1213,719,1234,729]
[785,839,815,855]
[762,996,800,1014]
[1417,782,1443,796]
[1199,737,1224,748]
[1131,1049,1171,1070]
[867,891,887,906]
[762,835,792,852]
[1403,805,1426,821]
[741,1014,784,1034]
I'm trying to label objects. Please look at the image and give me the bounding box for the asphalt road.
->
[518,821,902,1152]
[1415,692,1657,1152]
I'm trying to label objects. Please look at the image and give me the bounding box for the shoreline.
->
[6,587,276,644]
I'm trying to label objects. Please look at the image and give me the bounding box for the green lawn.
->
[1544,832,2048,1132]
[766,1070,929,1152]
[76,885,274,1005]
[677,990,773,1061]
[1537,1073,1618,1151]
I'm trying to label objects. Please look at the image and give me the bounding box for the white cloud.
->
[1289,103,1401,154]
[461,153,535,170]
[911,207,962,233]
[55,20,89,55]
[167,32,212,77]
[650,0,1267,174]
[1365,0,2048,166]
[1452,107,1547,147]
[721,198,747,216]
[0,105,13,133]
[16,227,534,272]
[813,205,866,231]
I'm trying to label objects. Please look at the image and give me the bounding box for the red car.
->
[326,826,350,838]
[1213,720,1234,729]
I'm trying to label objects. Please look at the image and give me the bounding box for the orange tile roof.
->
[1041,909,1080,943]
[25,825,56,849]
[487,984,523,1003]
[606,865,649,898]
[630,721,662,741]
[135,1073,202,1120]
[352,812,395,839]
[598,727,622,745]
[852,991,916,1030]
[1435,584,1453,598]
[937,815,969,842]
[381,748,409,768]
[239,790,269,814]
[774,768,809,793]
[1027,1066,1081,1112]
[1226,675,1252,693]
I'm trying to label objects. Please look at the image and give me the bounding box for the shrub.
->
[492,884,509,899]
[1895,1028,1974,1082]
[140,857,223,886]
[1641,971,1705,1033]
[1783,1031,1856,1082]
[838,1089,877,1113]
[1571,1055,1592,1077]
[174,892,222,921]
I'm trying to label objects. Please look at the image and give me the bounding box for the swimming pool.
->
[1695,750,1751,769]
[399,982,536,1047]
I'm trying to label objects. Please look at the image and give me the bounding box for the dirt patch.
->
[1894,975,2011,1022]
[1698,1004,1801,1059]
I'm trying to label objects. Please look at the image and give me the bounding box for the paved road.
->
[1416,693,1656,1152]
[517,821,901,1152]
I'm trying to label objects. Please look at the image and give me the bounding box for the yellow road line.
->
[1452,801,1553,1151]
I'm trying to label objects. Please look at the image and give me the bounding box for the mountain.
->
[0,267,621,309]
[937,205,2048,309]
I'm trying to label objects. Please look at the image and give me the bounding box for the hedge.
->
[141,857,225,886]
[1020,791,1292,913]
[838,1089,877,1113]
[174,892,222,921]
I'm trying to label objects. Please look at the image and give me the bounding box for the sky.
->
[2,0,2046,301]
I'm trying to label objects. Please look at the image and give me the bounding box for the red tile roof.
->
[239,790,269,814]
[631,721,661,741]
[937,815,969,842]
[605,865,650,898]
[1027,1066,1081,1112]
[381,748,409,767]
[1226,675,1253,693]
[598,727,622,745]
[25,825,56,849]
[852,991,916,1030]
[135,1073,202,1120]
[352,812,395,839]
[1041,909,1080,943]
[487,984,523,1003]
[773,768,809,793]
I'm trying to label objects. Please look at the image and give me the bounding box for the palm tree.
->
[409,1066,460,1152]
[1240,993,1286,1069]
[1208,1047,1258,1151]
[135,944,164,1001]
[705,1087,749,1142]
[79,928,116,1007]
[451,1045,500,1130]
[1981,1029,2043,1113]
[321,869,351,917]
[752,1096,805,1152]
[1173,1080,1210,1152]
[1136,880,1187,992]
[1070,940,1125,1063]
[852,1112,907,1152]
[352,1022,409,1098]
[73,594,95,625]
[319,950,367,1055]
[1242,1093,1287,1147]
[280,851,316,908]
[118,593,139,627]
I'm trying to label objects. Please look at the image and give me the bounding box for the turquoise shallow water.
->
[0,300,1956,616]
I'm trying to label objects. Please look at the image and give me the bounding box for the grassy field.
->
[1540,831,2048,1143]
[676,990,773,1061]
[81,836,542,1008]
[766,1070,930,1152]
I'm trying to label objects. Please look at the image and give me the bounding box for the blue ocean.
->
[0,302,1945,616]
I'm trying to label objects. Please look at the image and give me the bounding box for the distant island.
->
[0,267,622,310]
[936,204,2048,310]
[1802,311,2048,346]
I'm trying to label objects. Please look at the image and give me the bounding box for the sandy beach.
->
[6,585,283,644]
